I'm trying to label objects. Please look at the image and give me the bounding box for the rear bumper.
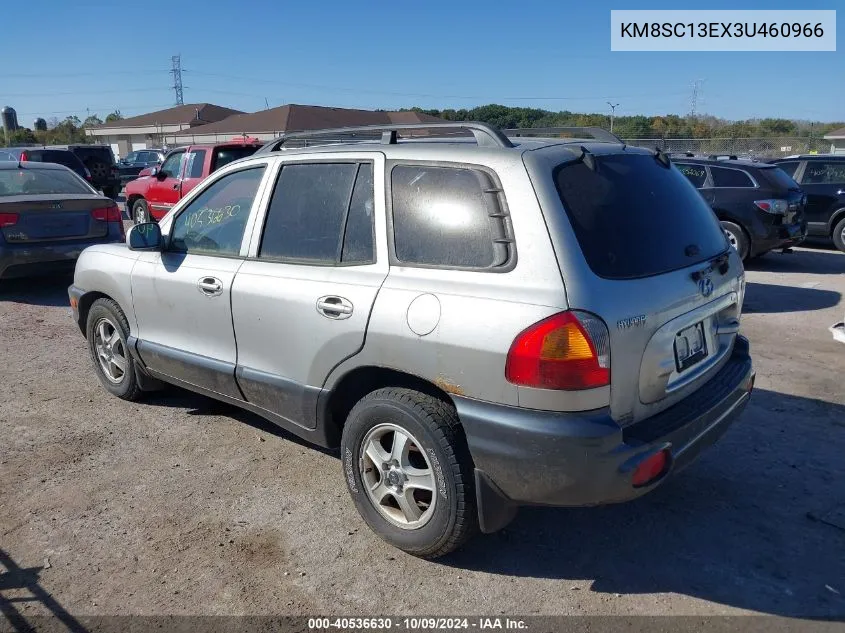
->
[753,219,806,253]
[456,336,753,530]
[0,235,120,279]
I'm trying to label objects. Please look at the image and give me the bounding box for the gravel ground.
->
[1,244,843,621]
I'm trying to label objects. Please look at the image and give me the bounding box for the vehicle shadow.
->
[0,274,73,307]
[0,548,89,632]
[441,388,845,618]
[745,245,844,275]
[142,388,337,456]
[742,281,840,314]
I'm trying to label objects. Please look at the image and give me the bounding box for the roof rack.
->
[256,122,514,153]
[503,127,623,144]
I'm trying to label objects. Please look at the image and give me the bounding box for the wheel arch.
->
[76,291,117,335]
[828,207,845,235]
[320,366,457,448]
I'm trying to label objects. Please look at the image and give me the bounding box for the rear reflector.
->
[632,450,669,487]
[505,310,610,390]
[0,212,19,227]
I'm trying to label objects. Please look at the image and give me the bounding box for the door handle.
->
[172,183,180,190]
[197,276,223,296]
[316,296,353,320]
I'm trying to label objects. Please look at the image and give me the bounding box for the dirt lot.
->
[1,244,844,621]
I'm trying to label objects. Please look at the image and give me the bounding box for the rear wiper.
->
[690,251,730,281]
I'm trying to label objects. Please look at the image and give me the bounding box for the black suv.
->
[0,147,92,183]
[770,155,845,252]
[47,145,121,198]
[116,149,164,186]
[674,157,807,260]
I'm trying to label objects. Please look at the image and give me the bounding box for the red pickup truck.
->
[125,139,263,224]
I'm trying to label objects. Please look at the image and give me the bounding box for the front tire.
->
[721,221,750,261]
[86,298,142,401]
[832,215,845,253]
[341,388,478,558]
[132,199,151,225]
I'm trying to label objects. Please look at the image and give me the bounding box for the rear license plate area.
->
[674,321,708,371]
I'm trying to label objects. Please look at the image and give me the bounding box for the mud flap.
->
[475,469,518,534]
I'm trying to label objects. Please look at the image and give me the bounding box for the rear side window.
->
[259,162,375,265]
[775,161,800,178]
[554,153,727,279]
[711,167,754,188]
[676,163,707,188]
[391,165,512,269]
[184,150,207,178]
[802,162,845,184]
[212,146,260,172]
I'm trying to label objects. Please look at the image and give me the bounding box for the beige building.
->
[85,103,243,158]
[823,127,845,154]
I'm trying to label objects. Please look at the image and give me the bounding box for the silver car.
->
[69,123,754,558]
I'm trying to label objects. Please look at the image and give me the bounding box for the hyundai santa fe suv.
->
[68,123,754,558]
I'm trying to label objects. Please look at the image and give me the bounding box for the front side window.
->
[802,161,845,184]
[710,167,754,188]
[391,165,511,269]
[676,163,707,188]
[170,166,266,256]
[159,151,185,178]
[259,162,374,265]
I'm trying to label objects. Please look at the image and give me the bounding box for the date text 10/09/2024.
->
[308,617,528,630]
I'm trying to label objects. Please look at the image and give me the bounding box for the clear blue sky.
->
[2,0,842,124]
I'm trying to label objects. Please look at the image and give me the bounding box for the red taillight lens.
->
[0,212,19,227]
[505,311,610,390]
[19,152,27,162]
[91,205,122,222]
[632,450,669,487]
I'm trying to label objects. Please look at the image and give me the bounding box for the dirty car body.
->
[69,123,754,556]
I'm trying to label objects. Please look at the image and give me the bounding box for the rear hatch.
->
[528,147,744,425]
[757,165,807,224]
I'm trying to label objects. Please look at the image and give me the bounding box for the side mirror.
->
[127,222,163,251]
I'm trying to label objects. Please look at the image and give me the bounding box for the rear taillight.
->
[505,311,610,390]
[0,212,19,227]
[19,152,27,162]
[92,205,124,239]
[754,199,788,214]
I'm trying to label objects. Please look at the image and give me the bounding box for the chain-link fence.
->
[622,136,831,159]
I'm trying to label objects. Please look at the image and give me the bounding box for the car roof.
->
[671,156,774,169]
[777,154,845,161]
[0,161,75,171]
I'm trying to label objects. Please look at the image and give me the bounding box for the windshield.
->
[554,153,728,279]
[0,168,93,196]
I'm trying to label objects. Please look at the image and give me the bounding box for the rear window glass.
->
[554,153,727,279]
[761,166,800,190]
[0,168,91,196]
[212,146,260,172]
[775,161,800,178]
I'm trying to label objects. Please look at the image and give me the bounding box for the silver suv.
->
[69,123,754,558]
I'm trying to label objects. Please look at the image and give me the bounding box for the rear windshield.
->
[762,166,801,191]
[0,168,92,196]
[554,153,728,279]
[211,146,260,172]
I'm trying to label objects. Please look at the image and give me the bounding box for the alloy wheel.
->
[93,317,128,383]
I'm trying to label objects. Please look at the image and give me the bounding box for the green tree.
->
[105,110,123,123]
[1,127,38,147]
[83,115,103,127]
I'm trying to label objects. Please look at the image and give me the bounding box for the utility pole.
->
[606,102,619,133]
[170,55,184,106]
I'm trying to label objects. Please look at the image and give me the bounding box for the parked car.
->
[69,122,753,558]
[674,156,807,260]
[117,149,165,186]
[0,162,124,279]
[62,145,122,199]
[769,155,845,252]
[125,139,263,225]
[0,147,92,184]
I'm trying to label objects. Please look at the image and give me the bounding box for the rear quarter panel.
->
[74,244,141,332]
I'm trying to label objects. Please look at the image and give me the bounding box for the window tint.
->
[212,146,260,172]
[184,150,207,178]
[802,161,845,184]
[710,167,754,188]
[391,165,509,268]
[0,168,91,196]
[775,161,800,178]
[554,153,727,279]
[125,152,139,163]
[676,163,707,188]
[762,166,800,191]
[259,163,360,264]
[160,151,184,178]
[342,163,375,264]
[170,166,265,256]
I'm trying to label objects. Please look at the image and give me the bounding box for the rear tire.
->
[832,216,845,253]
[721,221,750,261]
[340,388,478,558]
[86,298,142,401]
[132,199,151,225]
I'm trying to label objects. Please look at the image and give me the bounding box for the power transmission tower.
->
[170,55,184,106]
[689,79,703,118]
